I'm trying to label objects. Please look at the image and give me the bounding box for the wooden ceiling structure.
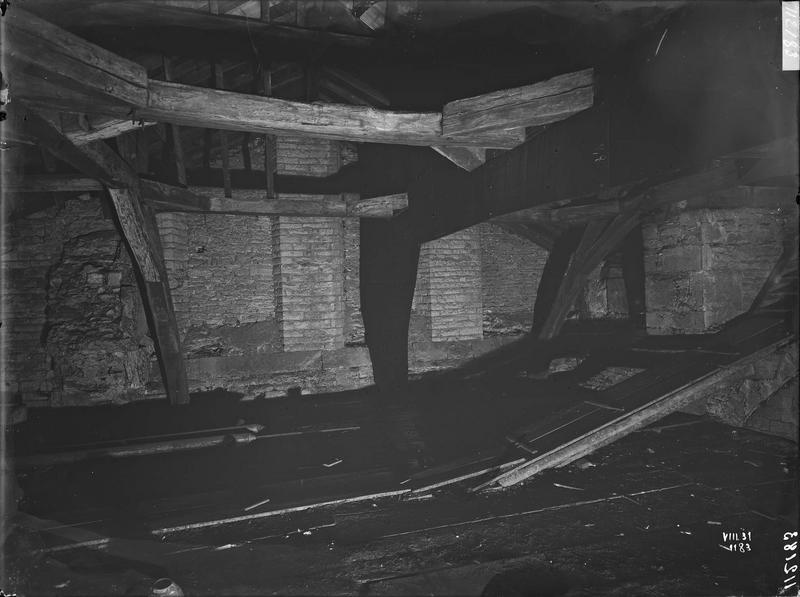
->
[1,0,797,405]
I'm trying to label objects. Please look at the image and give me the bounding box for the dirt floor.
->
[4,412,798,596]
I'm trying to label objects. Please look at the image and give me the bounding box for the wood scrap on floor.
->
[483,329,794,489]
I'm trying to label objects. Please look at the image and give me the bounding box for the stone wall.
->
[3,196,154,406]
[6,139,795,415]
[683,342,798,441]
[44,230,153,405]
[643,205,790,334]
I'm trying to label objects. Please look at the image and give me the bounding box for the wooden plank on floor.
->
[485,335,794,488]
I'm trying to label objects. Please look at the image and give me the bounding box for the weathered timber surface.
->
[431,146,489,171]
[4,8,148,106]
[147,187,405,218]
[139,80,525,148]
[106,189,162,282]
[491,335,794,488]
[442,68,594,136]
[6,175,105,193]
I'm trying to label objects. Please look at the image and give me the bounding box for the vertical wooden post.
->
[161,55,187,186]
[210,0,232,198]
[530,227,584,337]
[533,212,641,341]
[360,217,420,395]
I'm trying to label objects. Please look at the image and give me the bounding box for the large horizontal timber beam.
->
[6,172,408,219]
[432,68,595,170]
[145,184,408,218]
[4,7,594,150]
[16,106,190,406]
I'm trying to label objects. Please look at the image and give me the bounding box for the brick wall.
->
[643,205,790,334]
[155,212,280,359]
[413,227,483,342]
[275,136,341,176]
[272,214,345,352]
[219,134,348,175]
[479,223,548,335]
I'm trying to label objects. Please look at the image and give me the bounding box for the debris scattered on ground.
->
[553,482,584,491]
[579,367,645,390]
[548,356,586,374]
[243,497,271,512]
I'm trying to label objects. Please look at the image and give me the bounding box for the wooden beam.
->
[8,14,585,150]
[161,56,187,186]
[442,69,594,136]
[138,80,525,148]
[145,185,406,218]
[530,227,585,338]
[489,337,794,488]
[430,146,488,172]
[15,106,125,187]
[361,219,420,393]
[67,117,155,145]
[7,18,522,149]
[212,71,233,198]
[409,105,612,242]
[535,210,641,341]
[25,108,189,405]
[346,193,408,218]
[258,63,278,200]
[8,71,142,134]
[5,174,105,193]
[3,7,148,106]
[490,200,621,225]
